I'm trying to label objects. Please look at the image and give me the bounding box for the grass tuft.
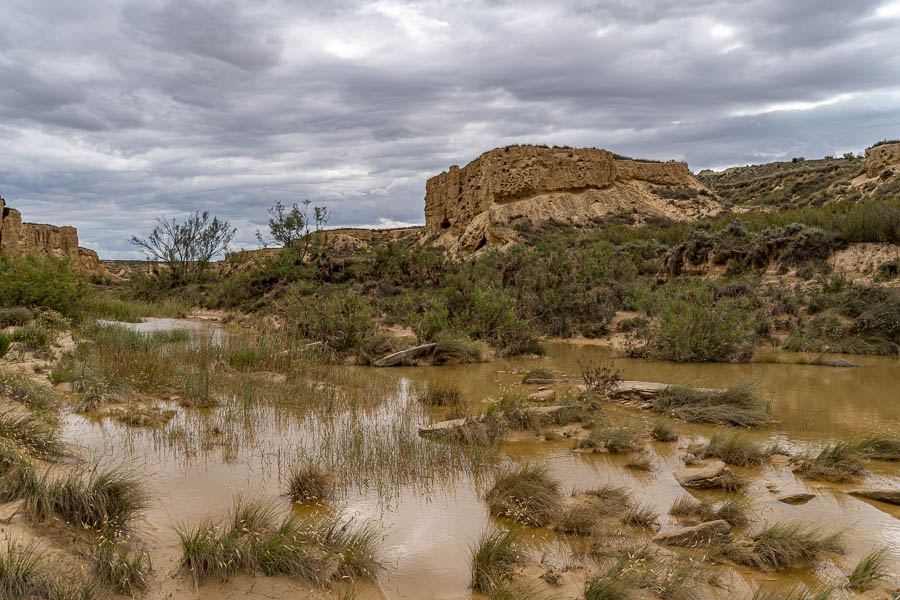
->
[846,546,891,590]
[850,434,900,461]
[722,521,844,570]
[670,494,751,527]
[751,585,834,600]
[469,527,523,592]
[655,382,771,427]
[792,442,867,482]
[89,530,151,594]
[0,538,96,599]
[695,430,772,466]
[577,422,644,453]
[286,463,336,503]
[485,462,561,526]
[650,418,678,442]
[420,383,464,407]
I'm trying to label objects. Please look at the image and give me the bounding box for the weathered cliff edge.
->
[424,145,723,253]
[865,141,900,178]
[0,198,110,277]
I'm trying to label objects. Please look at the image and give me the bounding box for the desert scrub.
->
[0,538,96,600]
[88,530,151,594]
[25,463,150,530]
[654,382,771,427]
[576,422,644,453]
[0,306,33,327]
[670,495,751,527]
[692,430,773,466]
[431,332,484,364]
[177,497,383,585]
[469,527,524,592]
[286,463,336,503]
[846,546,891,591]
[791,442,866,482]
[420,383,463,407]
[721,522,843,571]
[0,254,87,316]
[636,280,756,363]
[485,462,561,526]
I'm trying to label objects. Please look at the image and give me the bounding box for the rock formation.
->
[865,141,900,178]
[0,197,110,277]
[424,145,723,253]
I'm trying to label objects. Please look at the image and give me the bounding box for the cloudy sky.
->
[2,0,899,258]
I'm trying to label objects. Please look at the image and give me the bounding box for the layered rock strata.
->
[865,142,900,178]
[424,145,722,253]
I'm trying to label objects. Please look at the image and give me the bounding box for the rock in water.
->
[653,520,731,547]
[848,489,900,505]
[527,389,556,402]
[776,493,815,504]
[673,461,730,488]
[373,343,436,367]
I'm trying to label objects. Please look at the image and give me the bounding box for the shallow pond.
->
[63,327,900,599]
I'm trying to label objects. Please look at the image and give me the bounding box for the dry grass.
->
[469,527,524,592]
[577,422,644,453]
[847,546,892,590]
[720,521,844,570]
[0,539,96,599]
[420,383,464,407]
[286,463,336,503]
[650,418,678,442]
[792,442,867,482]
[655,382,771,427]
[670,494,751,527]
[486,463,561,526]
[694,430,772,466]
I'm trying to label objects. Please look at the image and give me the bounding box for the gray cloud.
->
[0,0,898,258]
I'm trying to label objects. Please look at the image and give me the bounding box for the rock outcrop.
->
[0,197,110,276]
[865,141,900,178]
[424,145,723,254]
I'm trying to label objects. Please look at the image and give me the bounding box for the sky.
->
[1,0,899,258]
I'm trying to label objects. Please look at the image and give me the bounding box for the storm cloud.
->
[1,0,898,257]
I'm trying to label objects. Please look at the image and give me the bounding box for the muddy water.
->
[62,330,900,599]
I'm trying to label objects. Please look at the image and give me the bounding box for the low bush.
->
[0,307,33,327]
[0,254,86,316]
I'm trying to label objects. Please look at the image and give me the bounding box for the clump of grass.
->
[177,497,383,585]
[0,409,65,458]
[846,546,891,590]
[694,430,772,466]
[577,422,644,453]
[558,485,633,534]
[469,527,523,592]
[0,332,11,357]
[420,383,464,407]
[522,365,555,383]
[622,503,657,528]
[489,581,546,600]
[751,585,834,600]
[625,452,653,471]
[109,404,176,428]
[670,494,751,527]
[722,522,844,570]
[88,530,151,594]
[432,333,484,364]
[792,442,867,482]
[0,539,96,599]
[850,434,900,461]
[10,325,53,351]
[651,418,678,442]
[286,463,336,503]
[655,382,771,427]
[486,462,561,526]
[25,463,150,530]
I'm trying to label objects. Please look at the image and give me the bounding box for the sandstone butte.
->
[0,196,110,277]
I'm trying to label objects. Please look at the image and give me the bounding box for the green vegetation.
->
[654,382,771,427]
[0,409,65,458]
[88,531,151,594]
[851,434,900,461]
[420,383,464,407]
[693,430,772,466]
[650,418,678,442]
[0,539,95,600]
[847,546,891,590]
[0,254,86,316]
[751,586,834,600]
[0,306,33,327]
[177,497,383,585]
[792,442,867,482]
[721,522,844,570]
[469,527,524,592]
[485,462,561,526]
[576,421,644,453]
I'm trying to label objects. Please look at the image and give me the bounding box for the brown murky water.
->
[63,322,900,598]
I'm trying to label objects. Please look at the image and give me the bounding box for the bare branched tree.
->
[256,199,329,259]
[130,211,236,285]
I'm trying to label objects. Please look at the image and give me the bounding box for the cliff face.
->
[866,142,900,178]
[425,145,721,253]
[0,198,111,277]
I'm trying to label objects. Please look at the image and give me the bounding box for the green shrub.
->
[0,307,33,327]
[0,254,85,316]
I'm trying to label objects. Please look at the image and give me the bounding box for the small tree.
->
[130,211,236,285]
[257,199,329,259]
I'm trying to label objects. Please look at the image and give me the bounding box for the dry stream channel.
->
[60,318,900,599]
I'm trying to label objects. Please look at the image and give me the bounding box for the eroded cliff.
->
[0,197,111,277]
[866,141,900,178]
[424,145,722,253]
